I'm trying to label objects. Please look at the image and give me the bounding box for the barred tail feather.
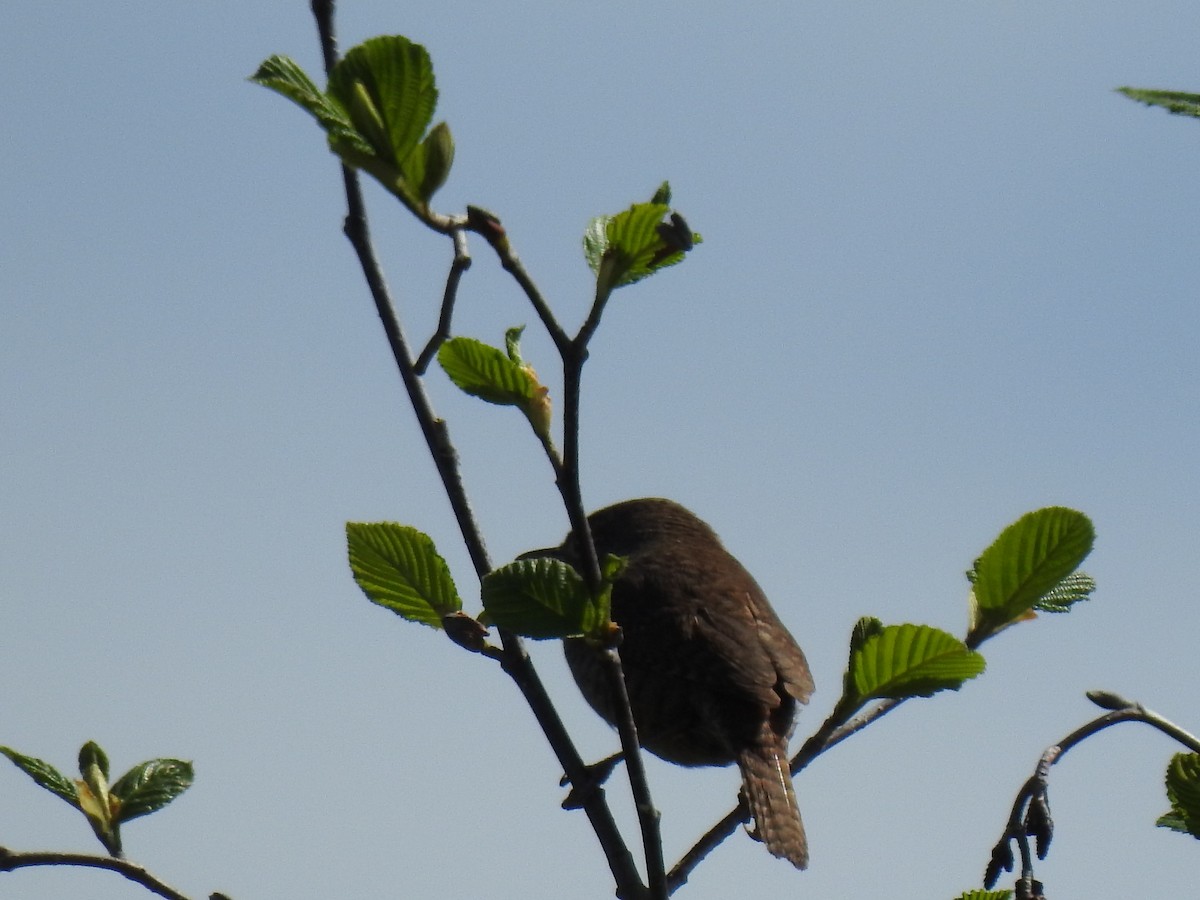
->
[737,733,808,869]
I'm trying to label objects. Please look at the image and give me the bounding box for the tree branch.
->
[986,693,1200,891]
[414,227,471,375]
[0,847,204,900]
[307,4,647,897]
[597,648,666,900]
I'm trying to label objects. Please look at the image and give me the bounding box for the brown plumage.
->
[549,498,814,869]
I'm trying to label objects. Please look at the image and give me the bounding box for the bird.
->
[541,497,814,868]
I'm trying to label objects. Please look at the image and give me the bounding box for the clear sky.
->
[3,2,1198,898]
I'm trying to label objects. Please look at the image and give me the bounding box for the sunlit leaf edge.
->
[438,337,537,406]
[347,522,462,627]
[111,759,195,823]
[1117,87,1200,119]
[0,746,80,808]
[969,507,1094,638]
[327,35,437,167]
[850,623,985,702]
[1160,752,1200,839]
[482,558,593,639]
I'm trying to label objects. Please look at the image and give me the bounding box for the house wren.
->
[547,497,814,869]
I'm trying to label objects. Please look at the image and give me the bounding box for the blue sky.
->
[3,2,1198,898]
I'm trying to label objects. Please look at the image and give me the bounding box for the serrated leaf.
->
[1117,87,1200,119]
[967,507,1095,644]
[582,215,611,276]
[954,891,1012,900]
[328,36,437,165]
[1159,752,1200,838]
[588,202,669,292]
[482,558,596,639]
[848,616,885,656]
[438,337,536,406]
[841,616,885,701]
[1034,571,1096,613]
[849,623,985,704]
[249,55,369,156]
[438,335,552,438]
[252,40,452,214]
[347,522,462,628]
[1158,810,1190,832]
[110,759,194,824]
[0,746,80,808]
[584,191,701,297]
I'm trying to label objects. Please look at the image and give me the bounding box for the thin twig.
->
[468,204,664,896]
[549,280,619,588]
[494,636,647,899]
[988,694,1200,889]
[0,848,200,900]
[414,228,471,375]
[464,206,571,355]
[544,272,668,895]
[668,690,907,889]
[556,342,597,578]
[311,0,488,577]
[599,649,666,900]
[670,591,1060,883]
[308,4,646,897]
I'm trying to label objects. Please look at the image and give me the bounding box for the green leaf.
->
[967,507,1095,644]
[582,215,614,284]
[841,616,884,702]
[325,35,441,209]
[481,558,597,639]
[78,741,110,781]
[953,891,1012,900]
[438,337,536,406]
[1159,752,1200,838]
[437,336,552,438]
[344,78,391,157]
[249,55,369,157]
[504,325,526,364]
[584,189,701,297]
[328,36,437,164]
[77,740,114,843]
[1034,571,1096,613]
[848,623,985,705]
[347,522,462,628]
[110,759,194,824]
[403,120,455,203]
[0,746,80,808]
[848,615,885,656]
[254,37,451,214]
[1117,87,1200,119]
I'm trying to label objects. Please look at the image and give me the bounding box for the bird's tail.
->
[737,729,808,869]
